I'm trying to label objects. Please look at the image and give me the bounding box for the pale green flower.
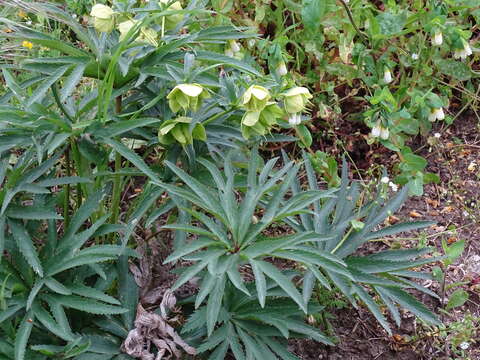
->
[282,87,312,114]
[158,116,206,145]
[118,20,158,46]
[241,102,284,139]
[241,85,271,112]
[167,83,210,113]
[159,0,184,29]
[90,4,115,33]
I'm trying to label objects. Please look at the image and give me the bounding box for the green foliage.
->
[0,1,448,359]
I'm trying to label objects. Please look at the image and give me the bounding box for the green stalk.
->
[110,96,123,234]
[63,147,71,228]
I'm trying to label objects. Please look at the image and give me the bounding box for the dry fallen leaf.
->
[409,210,422,218]
[122,291,196,360]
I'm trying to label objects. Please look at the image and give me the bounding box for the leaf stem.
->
[110,96,124,235]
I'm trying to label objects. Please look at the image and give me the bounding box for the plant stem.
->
[110,96,123,235]
[202,107,236,126]
[63,147,71,228]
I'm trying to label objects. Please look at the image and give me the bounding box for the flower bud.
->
[288,113,302,125]
[411,53,419,60]
[380,126,389,140]
[275,61,288,77]
[282,87,312,114]
[159,0,184,30]
[428,107,444,122]
[241,85,271,112]
[371,123,381,138]
[247,39,256,49]
[90,4,115,33]
[229,40,241,53]
[432,30,443,46]
[158,116,206,145]
[167,83,210,113]
[434,107,445,120]
[224,48,234,57]
[381,176,389,184]
[383,68,392,84]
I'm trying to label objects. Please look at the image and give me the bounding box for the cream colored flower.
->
[118,20,157,46]
[276,61,288,77]
[432,30,443,46]
[383,68,392,84]
[90,4,115,33]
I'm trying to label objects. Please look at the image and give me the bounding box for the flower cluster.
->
[240,85,312,139]
[90,1,184,43]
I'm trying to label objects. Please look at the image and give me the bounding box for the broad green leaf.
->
[301,0,326,32]
[445,289,469,310]
[435,59,472,81]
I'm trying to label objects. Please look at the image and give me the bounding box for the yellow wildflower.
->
[22,41,33,50]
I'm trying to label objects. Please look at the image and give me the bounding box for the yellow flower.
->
[18,10,27,19]
[90,4,115,33]
[22,41,33,50]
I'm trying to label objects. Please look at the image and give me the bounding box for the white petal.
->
[371,125,381,138]
[381,176,389,184]
[383,69,392,84]
[177,84,203,97]
[91,4,114,19]
[251,86,270,100]
[380,127,389,140]
[435,107,445,120]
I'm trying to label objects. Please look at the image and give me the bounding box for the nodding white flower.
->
[434,107,445,120]
[432,30,443,46]
[276,61,288,77]
[434,132,441,138]
[380,126,389,140]
[288,113,302,126]
[454,40,472,60]
[428,109,437,122]
[247,39,256,49]
[411,53,419,60]
[229,40,241,53]
[460,342,470,350]
[224,48,234,57]
[381,176,390,184]
[383,68,393,84]
[462,39,472,56]
[371,123,382,138]
[389,181,398,192]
